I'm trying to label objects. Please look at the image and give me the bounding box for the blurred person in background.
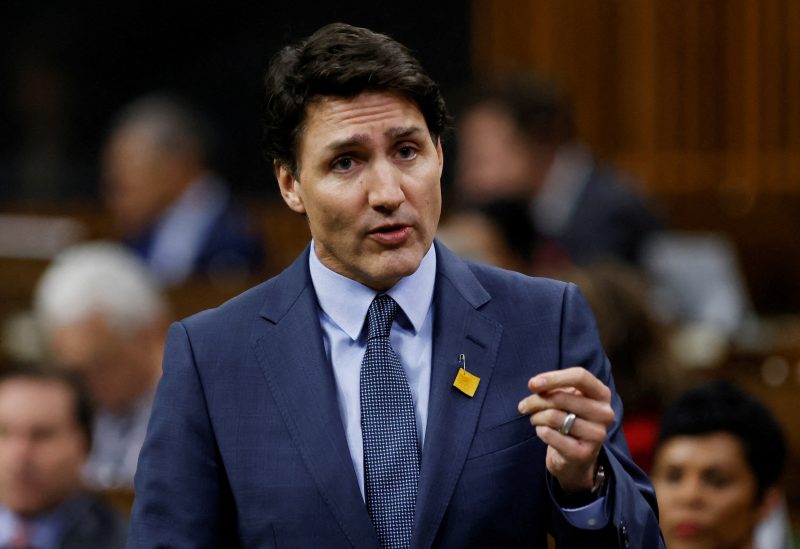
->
[453,74,662,270]
[0,363,127,548]
[437,198,541,273]
[102,94,265,287]
[34,242,167,490]
[652,380,793,549]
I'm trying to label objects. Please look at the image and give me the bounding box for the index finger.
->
[528,366,611,403]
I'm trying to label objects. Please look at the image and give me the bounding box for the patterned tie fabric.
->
[360,295,420,549]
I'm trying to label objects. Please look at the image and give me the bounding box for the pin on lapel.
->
[452,353,480,397]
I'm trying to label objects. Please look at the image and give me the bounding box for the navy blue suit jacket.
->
[556,163,662,266]
[126,199,265,283]
[128,241,662,548]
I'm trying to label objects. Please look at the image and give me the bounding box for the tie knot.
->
[366,295,399,340]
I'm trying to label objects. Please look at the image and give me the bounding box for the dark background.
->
[0,0,471,201]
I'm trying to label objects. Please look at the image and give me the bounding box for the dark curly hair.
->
[453,73,575,146]
[262,23,452,176]
[655,380,787,502]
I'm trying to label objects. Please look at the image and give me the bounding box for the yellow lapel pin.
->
[453,353,480,397]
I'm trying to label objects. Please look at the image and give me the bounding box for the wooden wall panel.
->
[471,0,800,316]
[471,0,800,196]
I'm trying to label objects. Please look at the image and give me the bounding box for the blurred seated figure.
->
[437,198,540,273]
[642,232,758,369]
[103,94,264,287]
[454,74,662,268]
[34,242,167,489]
[0,363,127,548]
[652,381,792,549]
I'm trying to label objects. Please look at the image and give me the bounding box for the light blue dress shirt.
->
[309,242,436,498]
[309,242,607,529]
[0,504,63,549]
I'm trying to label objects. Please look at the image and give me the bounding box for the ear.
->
[436,139,444,179]
[275,161,306,214]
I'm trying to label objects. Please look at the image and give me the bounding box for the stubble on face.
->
[281,92,443,290]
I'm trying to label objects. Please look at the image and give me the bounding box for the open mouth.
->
[369,224,411,245]
[375,224,404,233]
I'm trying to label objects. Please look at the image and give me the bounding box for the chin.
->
[351,240,429,289]
[362,265,415,291]
[7,499,47,517]
[381,255,423,280]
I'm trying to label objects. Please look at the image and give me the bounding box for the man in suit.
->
[35,242,168,490]
[0,364,127,549]
[103,94,265,287]
[129,23,663,547]
[454,74,662,269]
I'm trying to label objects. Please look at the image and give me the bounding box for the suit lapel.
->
[249,243,503,548]
[251,248,379,548]
[412,243,503,548]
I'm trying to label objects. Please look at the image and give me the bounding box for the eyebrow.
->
[325,126,426,152]
[386,126,425,140]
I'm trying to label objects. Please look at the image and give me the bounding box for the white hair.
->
[34,241,166,335]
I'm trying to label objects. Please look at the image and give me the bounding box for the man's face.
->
[0,378,87,517]
[455,103,552,201]
[652,432,768,549]
[277,92,443,290]
[48,313,156,413]
[103,127,182,234]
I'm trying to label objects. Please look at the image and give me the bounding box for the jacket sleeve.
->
[548,283,665,548]
[127,321,238,548]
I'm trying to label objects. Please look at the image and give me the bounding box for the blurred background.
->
[0,0,798,542]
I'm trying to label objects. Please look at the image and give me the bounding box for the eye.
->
[30,426,57,443]
[660,465,683,484]
[703,470,733,489]
[397,145,418,160]
[331,156,355,172]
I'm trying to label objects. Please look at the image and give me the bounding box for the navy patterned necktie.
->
[360,294,420,549]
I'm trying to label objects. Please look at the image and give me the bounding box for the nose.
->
[366,159,405,211]
[672,475,705,508]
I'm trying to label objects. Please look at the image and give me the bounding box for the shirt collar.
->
[0,494,84,549]
[533,143,593,235]
[309,241,437,340]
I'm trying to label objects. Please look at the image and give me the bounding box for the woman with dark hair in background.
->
[652,381,791,549]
